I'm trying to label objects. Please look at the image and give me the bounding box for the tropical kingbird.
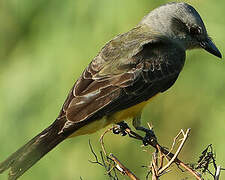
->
[0,2,222,180]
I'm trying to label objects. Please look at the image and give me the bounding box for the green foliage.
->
[0,0,224,179]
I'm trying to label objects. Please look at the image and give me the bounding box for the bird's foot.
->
[136,127,157,146]
[113,121,130,136]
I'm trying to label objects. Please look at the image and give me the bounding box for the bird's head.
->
[140,2,222,58]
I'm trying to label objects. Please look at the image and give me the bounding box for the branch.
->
[158,129,190,174]
[109,153,140,180]
[89,124,224,180]
[125,128,202,180]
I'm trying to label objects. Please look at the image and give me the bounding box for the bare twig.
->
[169,129,183,155]
[88,139,118,179]
[215,166,221,180]
[100,127,113,156]
[193,144,225,180]
[158,129,190,175]
[110,154,140,180]
[151,152,159,180]
[90,125,225,180]
[88,140,104,166]
[99,127,140,180]
[124,128,202,180]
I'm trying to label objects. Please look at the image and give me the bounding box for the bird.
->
[0,2,222,180]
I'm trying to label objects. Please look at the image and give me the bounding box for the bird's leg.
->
[132,113,157,146]
[112,121,130,136]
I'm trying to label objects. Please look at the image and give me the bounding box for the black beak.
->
[200,38,222,58]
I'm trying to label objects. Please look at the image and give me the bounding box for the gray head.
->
[140,2,222,58]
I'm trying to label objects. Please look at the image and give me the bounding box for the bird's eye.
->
[190,26,202,35]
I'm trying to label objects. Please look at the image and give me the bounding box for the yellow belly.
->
[110,98,152,123]
[70,95,157,137]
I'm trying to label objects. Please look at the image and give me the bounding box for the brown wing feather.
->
[60,25,157,122]
[60,25,185,124]
[65,69,138,122]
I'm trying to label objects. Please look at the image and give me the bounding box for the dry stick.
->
[158,148,164,170]
[125,128,203,180]
[100,128,139,180]
[100,127,113,156]
[169,129,183,157]
[88,140,105,167]
[99,127,119,178]
[155,136,203,180]
[158,145,202,180]
[100,127,202,180]
[151,153,159,180]
[110,154,140,180]
[158,129,190,175]
[88,140,117,178]
[215,166,221,180]
[151,164,157,180]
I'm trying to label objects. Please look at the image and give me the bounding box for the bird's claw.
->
[135,127,157,146]
[142,129,156,146]
[112,122,130,136]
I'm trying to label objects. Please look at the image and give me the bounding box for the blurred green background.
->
[0,0,224,179]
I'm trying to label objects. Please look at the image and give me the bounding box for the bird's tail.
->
[0,117,74,180]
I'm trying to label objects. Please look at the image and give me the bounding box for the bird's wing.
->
[60,25,185,123]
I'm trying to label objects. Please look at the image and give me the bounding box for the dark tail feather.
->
[0,117,72,180]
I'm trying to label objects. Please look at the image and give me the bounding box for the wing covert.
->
[60,25,185,123]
